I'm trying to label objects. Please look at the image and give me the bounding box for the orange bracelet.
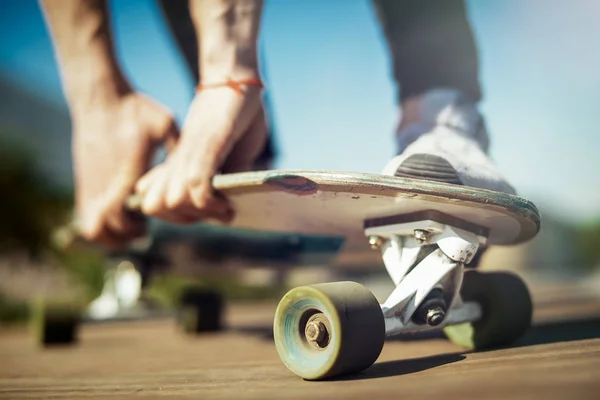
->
[197,78,264,95]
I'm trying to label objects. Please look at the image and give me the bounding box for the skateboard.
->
[43,169,541,381]
[209,170,540,380]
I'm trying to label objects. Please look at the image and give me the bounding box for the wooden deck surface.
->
[1,276,599,399]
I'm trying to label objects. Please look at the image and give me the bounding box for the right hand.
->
[71,91,178,248]
[135,82,268,225]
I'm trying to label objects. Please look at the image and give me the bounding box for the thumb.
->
[145,103,181,153]
[220,106,269,173]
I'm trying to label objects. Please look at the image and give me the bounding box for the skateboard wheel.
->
[443,270,532,350]
[176,286,224,334]
[32,301,80,346]
[273,281,385,380]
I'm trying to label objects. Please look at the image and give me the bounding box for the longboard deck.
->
[210,170,541,247]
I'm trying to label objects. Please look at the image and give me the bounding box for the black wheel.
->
[273,281,385,380]
[176,286,224,333]
[32,300,81,346]
[444,270,532,350]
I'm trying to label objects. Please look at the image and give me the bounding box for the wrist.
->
[40,0,131,108]
[62,59,132,112]
[190,0,263,83]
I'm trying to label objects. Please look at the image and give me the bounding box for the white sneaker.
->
[382,89,516,195]
[85,261,143,320]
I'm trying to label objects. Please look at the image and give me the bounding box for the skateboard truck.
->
[364,211,486,337]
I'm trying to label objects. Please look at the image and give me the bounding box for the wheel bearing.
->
[304,313,330,348]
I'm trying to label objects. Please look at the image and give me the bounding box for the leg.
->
[372,0,513,267]
[373,0,515,196]
[155,0,200,83]
[372,0,481,105]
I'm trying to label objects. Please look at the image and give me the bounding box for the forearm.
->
[190,0,263,83]
[39,0,130,106]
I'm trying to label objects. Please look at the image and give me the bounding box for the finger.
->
[137,164,200,224]
[154,156,210,222]
[188,181,234,224]
[162,190,210,224]
[105,205,147,240]
[221,107,269,173]
[136,164,165,198]
[78,213,129,250]
[102,181,147,240]
[96,170,148,241]
[164,157,191,209]
[139,166,169,216]
[164,177,211,223]
[148,199,204,225]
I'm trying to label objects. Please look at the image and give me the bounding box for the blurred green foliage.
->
[573,219,600,272]
[54,249,108,302]
[0,134,105,325]
[0,290,29,324]
[0,137,73,258]
[146,274,286,310]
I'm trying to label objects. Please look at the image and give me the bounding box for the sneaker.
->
[382,88,516,195]
[85,261,160,320]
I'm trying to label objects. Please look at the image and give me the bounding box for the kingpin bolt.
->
[368,235,383,249]
[426,307,445,326]
[414,230,429,244]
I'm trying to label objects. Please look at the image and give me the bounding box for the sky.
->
[0,0,599,223]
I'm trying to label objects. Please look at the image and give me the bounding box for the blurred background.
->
[1,0,599,325]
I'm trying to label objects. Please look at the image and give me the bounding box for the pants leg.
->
[155,0,277,168]
[372,0,482,103]
[155,0,200,84]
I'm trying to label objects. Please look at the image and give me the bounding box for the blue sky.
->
[1,0,599,222]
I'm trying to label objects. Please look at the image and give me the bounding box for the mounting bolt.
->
[368,235,383,249]
[305,321,326,343]
[414,229,429,244]
[426,307,445,326]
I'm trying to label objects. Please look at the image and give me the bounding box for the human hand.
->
[71,91,178,248]
[134,82,268,224]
